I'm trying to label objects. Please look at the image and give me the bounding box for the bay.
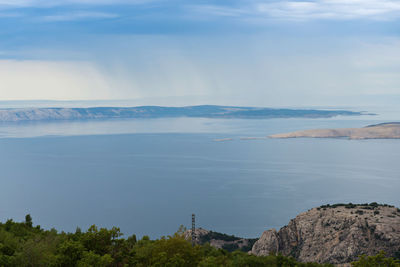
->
[0,114,399,238]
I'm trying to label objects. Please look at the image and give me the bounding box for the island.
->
[0,105,366,122]
[269,122,400,139]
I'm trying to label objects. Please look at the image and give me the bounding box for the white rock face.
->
[251,229,279,255]
[251,204,400,264]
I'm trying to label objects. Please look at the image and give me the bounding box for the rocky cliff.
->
[251,203,400,264]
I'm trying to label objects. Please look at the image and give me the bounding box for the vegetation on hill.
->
[197,230,258,252]
[0,215,334,267]
[318,202,397,210]
[0,215,398,266]
[352,251,400,267]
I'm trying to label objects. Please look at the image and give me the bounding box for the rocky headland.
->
[185,203,400,265]
[251,203,400,265]
[269,122,400,139]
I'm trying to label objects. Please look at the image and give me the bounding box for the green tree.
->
[24,215,33,228]
[77,251,113,267]
[57,240,85,267]
[352,251,400,267]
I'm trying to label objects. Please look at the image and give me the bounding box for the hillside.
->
[0,216,333,267]
[1,209,400,266]
[251,203,400,264]
[269,122,400,139]
[0,105,364,122]
[184,228,257,252]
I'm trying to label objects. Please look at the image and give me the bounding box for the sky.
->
[0,0,399,107]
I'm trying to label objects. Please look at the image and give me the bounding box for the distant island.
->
[0,105,367,122]
[269,122,400,139]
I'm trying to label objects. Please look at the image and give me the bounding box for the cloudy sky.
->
[0,0,399,107]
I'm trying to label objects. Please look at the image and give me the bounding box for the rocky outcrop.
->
[184,228,257,252]
[252,203,400,264]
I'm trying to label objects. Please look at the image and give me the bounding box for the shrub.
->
[352,251,400,267]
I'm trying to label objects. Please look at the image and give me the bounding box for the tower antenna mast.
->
[191,213,196,246]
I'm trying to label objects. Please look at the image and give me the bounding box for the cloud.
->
[0,35,399,106]
[2,0,400,22]
[187,0,400,21]
[257,0,400,20]
[188,4,247,17]
[0,1,399,106]
[41,11,119,21]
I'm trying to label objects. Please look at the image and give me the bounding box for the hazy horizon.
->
[0,97,399,109]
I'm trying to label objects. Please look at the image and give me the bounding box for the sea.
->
[0,104,399,238]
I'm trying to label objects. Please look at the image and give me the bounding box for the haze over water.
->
[1,106,399,238]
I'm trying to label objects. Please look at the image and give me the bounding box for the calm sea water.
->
[0,113,400,238]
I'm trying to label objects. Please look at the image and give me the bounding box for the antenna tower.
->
[191,214,196,246]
